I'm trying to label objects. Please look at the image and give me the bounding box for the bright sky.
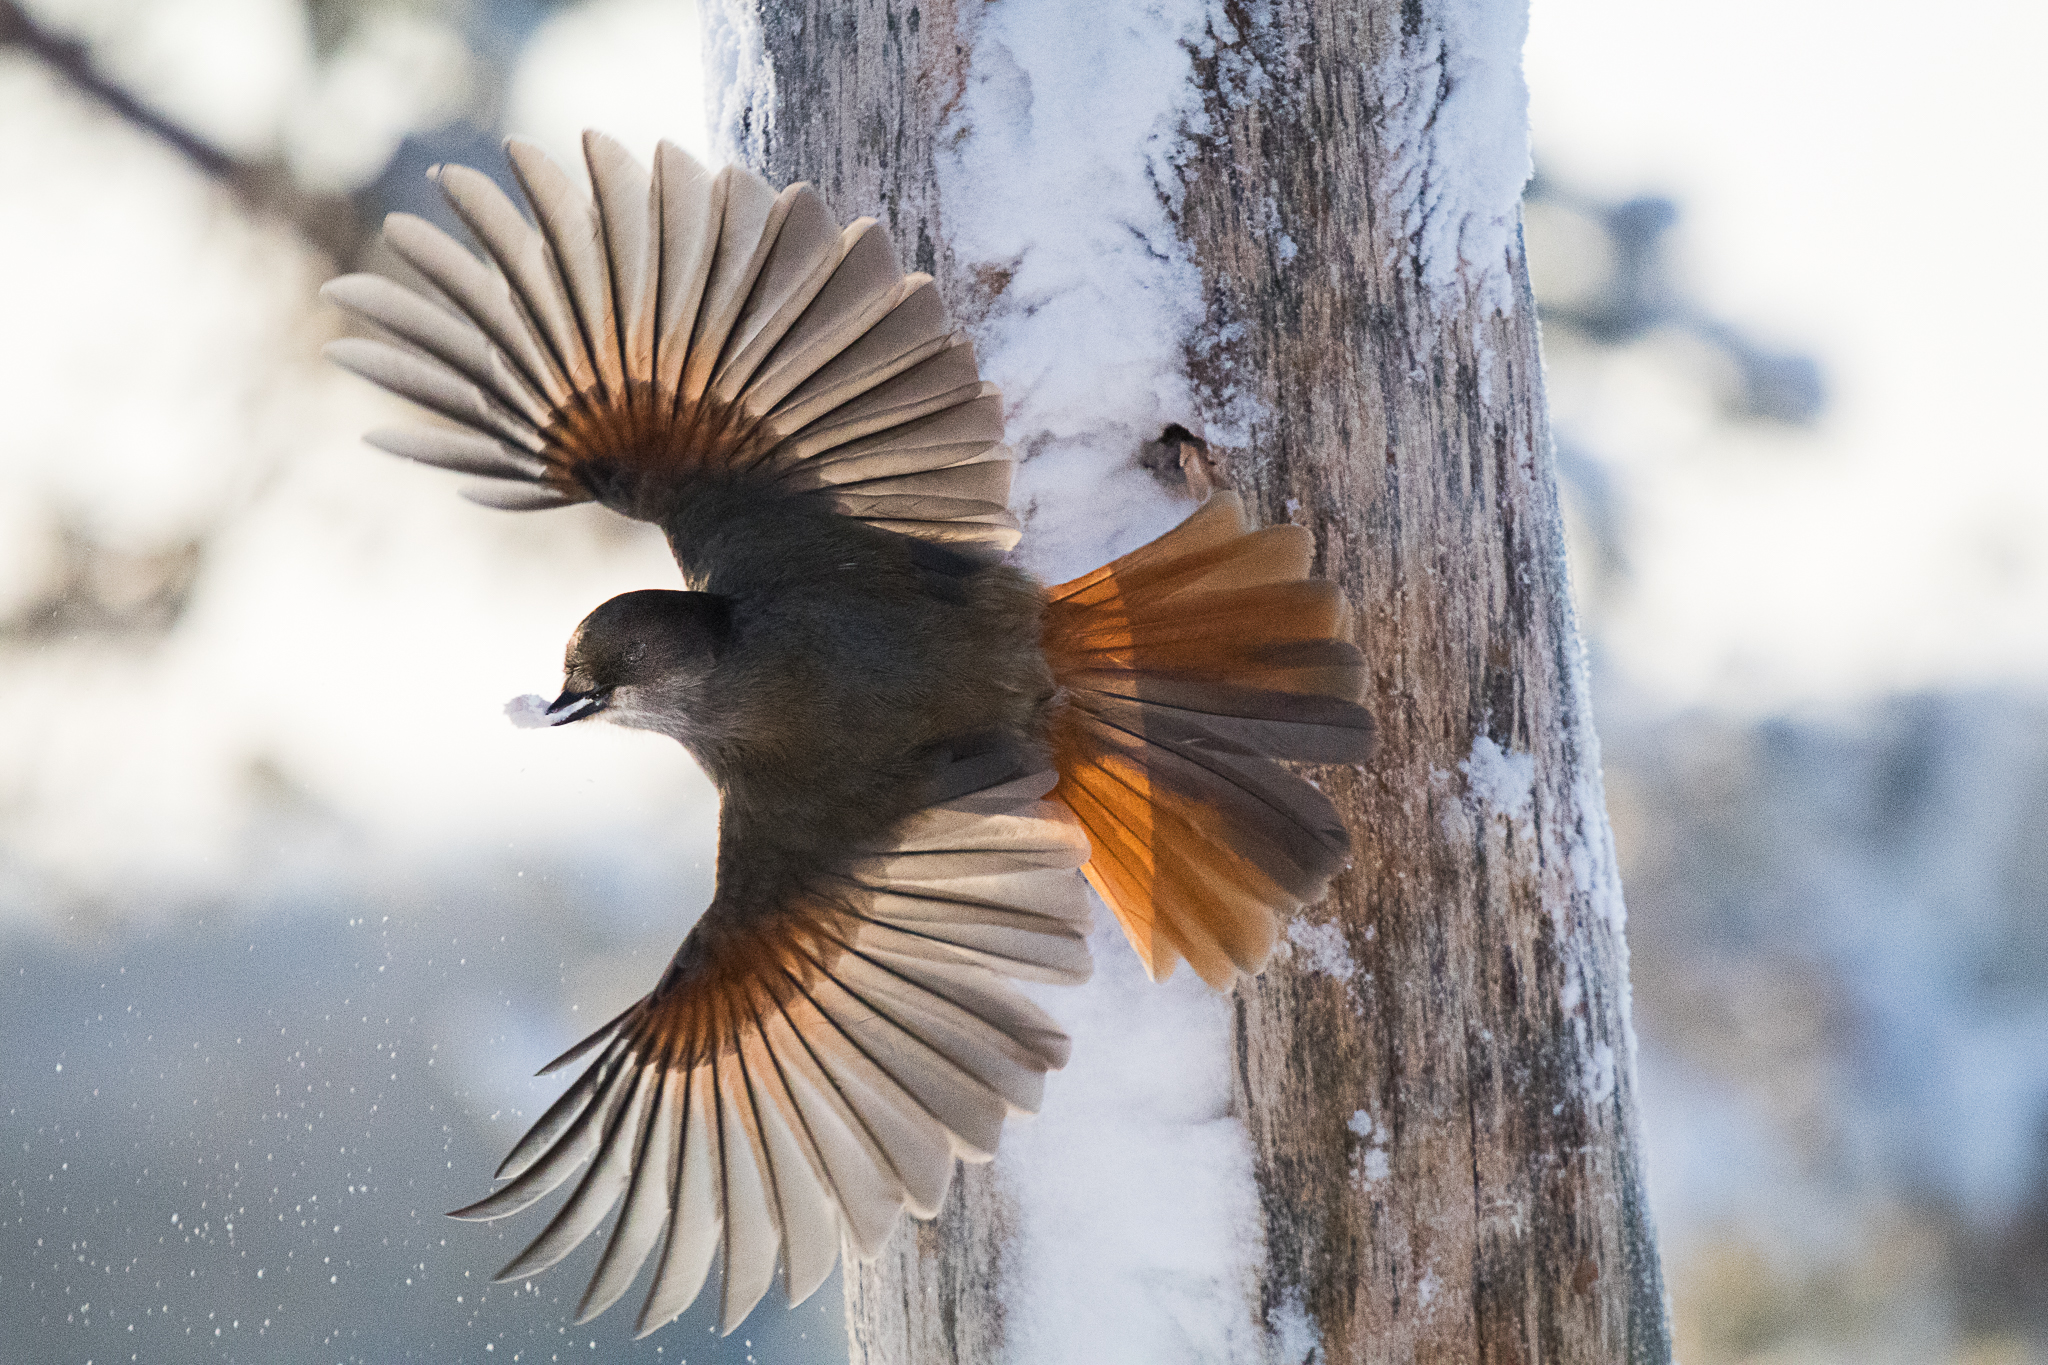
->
[1526,0,2048,710]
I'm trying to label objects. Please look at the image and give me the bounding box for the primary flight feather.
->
[323,130,1373,1338]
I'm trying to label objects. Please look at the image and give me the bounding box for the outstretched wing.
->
[322,131,1020,560]
[449,767,1092,1338]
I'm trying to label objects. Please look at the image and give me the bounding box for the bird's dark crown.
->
[552,590,732,731]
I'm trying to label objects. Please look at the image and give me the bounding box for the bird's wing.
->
[449,765,1091,1338]
[322,131,1019,561]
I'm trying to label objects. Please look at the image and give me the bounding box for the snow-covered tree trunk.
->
[707,1,1671,1361]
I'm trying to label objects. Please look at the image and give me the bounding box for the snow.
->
[928,0,1218,584]
[1372,0,1533,314]
[700,0,774,173]
[1285,918,1359,986]
[1459,734,1535,823]
[1416,1265,1443,1311]
[1006,924,1263,1365]
[1267,1286,1320,1363]
[1583,1041,1617,1106]
[1567,757,1629,934]
[1347,1110,1391,1186]
[503,694,554,729]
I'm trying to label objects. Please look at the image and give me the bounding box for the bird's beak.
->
[543,689,606,725]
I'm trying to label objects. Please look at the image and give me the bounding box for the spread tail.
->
[1042,492,1374,987]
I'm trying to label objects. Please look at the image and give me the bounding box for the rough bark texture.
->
[748,0,969,300]
[840,1169,1011,1365]
[731,1,1670,1360]
[1175,7,1672,1359]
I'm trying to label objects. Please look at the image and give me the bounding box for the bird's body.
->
[324,131,1371,1338]
[629,481,1053,908]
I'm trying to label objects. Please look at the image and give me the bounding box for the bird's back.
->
[665,483,1053,867]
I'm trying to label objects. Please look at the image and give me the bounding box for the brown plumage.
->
[322,131,1371,1338]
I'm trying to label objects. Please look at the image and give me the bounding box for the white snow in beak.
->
[504,694,556,729]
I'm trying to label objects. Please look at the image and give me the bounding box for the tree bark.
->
[712,1,1671,1360]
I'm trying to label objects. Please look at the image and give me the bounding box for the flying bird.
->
[322,130,1372,1339]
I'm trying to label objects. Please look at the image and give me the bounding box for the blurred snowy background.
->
[0,1,2042,1362]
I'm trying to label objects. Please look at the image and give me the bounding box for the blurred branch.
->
[0,518,203,644]
[0,0,372,265]
[1527,166,1827,426]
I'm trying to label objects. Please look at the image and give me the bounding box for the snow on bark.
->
[933,3,1270,1360]
[1372,0,1534,314]
[1460,734,1537,824]
[1549,641,1645,1095]
[701,0,774,170]
[1007,937,1263,1364]
[1285,918,1361,985]
[935,0,1220,585]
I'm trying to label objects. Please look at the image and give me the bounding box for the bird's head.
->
[511,590,731,736]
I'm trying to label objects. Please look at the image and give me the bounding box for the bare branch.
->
[0,0,371,265]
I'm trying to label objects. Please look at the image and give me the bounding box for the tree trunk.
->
[708,1,1671,1360]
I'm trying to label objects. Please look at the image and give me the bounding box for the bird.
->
[321,130,1373,1340]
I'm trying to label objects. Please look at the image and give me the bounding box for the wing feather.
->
[575,1067,678,1322]
[322,338,543,454]
[327,136,1015,555]
[448,1037,636,1222]
[791,392,1005,477]
[713,1047,783,1334]
[760,278,955,437]
[508,138,622,400]
[458,480,584,511]
[733,220,907,418]
[381,212,570,406]
[734,1026,840,1303]
[775,989,955,1219]
[450,765,1091,1336]
[751,999,905,1256]
[679,167,785,405]
[495,1032,633,1181]
[363,426,547,481]
[634,1065,721,1337]
[801,966,1007,1163]
[706,189,846,410]
[583,130,658,386]
[322,274,551,429]
[433,163,596,396]
[494,1064,656,1280]
[652,142,724,399]
[831,949,1051,1114]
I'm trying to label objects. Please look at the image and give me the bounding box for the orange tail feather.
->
[1042,493,1374,986]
